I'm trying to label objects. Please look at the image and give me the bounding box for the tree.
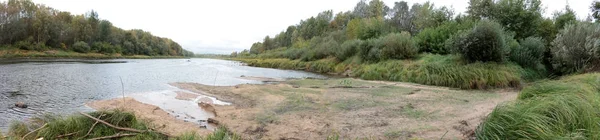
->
[554,5,577,30]
[468,0,544,39]
[466,0,495,19]
[592,1,600,22]
[389,1,412,32]
[353,0,369,18]
[367,0,389,18]
[97,20,112,42]
[0,0,191,56]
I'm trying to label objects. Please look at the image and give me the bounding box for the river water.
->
[0,58,325,130]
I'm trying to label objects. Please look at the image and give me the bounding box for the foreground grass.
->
[476,73,600,139]
[236,54,539,89]
[0,48,186,59]
[2,110,240,140]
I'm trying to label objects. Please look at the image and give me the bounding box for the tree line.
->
[236,0,600,76]
[0,0,194,56]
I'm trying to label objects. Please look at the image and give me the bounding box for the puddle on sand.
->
[128,89,230,130]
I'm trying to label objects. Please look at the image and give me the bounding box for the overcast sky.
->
[15,0,597,54]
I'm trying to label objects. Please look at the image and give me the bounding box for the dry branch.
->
[56,131,79,139]
[88,133,137,140]
[21,123,47,140]
[79,112,145,133]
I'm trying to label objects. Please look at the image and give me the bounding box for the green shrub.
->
[476,73,600,139]
[551,22,600,74]
[72,41,90,53]
[358,38,383,62]
[15,40,34,50]
[454,20,510,63]
[509,37,545,69]
[380,32,418,60]
[416,20,476,54]
[283,47,305,60]
[335,39,362,61]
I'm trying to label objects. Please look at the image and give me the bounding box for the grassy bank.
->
[0,48,187,59]
[476,73,600,139]
[2,110,239,140]
[235,54,541,89]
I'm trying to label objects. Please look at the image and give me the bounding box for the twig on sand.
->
[88,133,137,140]
[440,130,449,140]
[21,123,47,140]
[79,112,145,133]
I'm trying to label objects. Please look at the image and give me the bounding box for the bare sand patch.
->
[171,78,518,139]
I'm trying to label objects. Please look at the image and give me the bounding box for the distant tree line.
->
[0,0,194,56]
[235,0,600,76]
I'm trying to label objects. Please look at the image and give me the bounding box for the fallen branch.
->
[21,123,47,140]
[88,133,137,140]
[79,112,145,133]
[56,131,79,139]
[79,113,105,139]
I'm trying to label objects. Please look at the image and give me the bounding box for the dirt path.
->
[171,78,518,139]
[86,97,212,136]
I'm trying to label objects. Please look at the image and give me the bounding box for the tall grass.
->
[238,54,529,89]
[353,54,523,89]
[476,73,600,139]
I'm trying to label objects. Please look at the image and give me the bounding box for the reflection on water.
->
[0,58,325,130]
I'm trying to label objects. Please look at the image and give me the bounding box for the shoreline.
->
[0,49,189,60]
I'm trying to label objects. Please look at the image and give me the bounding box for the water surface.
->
[0,58,325,130]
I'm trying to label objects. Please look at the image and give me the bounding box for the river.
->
[0,58,325,130]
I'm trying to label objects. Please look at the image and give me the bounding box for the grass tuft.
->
[476,73,600,139]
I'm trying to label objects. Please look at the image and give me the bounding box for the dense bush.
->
[380,32,418,60]
[509,37,545,68]
[72,41,91,53]
[477,73,600,139]
[336,39,362,61]
[453,20,510,63]
[551,22,600,74]
[358,38,383,62]
[416,20,476,54]
[15,40,33,50]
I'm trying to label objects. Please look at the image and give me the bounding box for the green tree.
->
[554,5,577,29]
[592,1,600,22]
[466,0,495,19]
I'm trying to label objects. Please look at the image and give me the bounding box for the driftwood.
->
[79,112,145,133]
[21,123,47,140]
[88,133,137,140]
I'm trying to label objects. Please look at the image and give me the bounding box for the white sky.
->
[6,0,596,54]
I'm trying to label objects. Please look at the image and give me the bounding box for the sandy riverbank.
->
[169,78,518,139]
